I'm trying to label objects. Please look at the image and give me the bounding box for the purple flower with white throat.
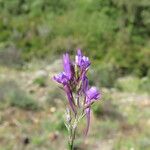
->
[75,49,90,71]
[86,87,100,102]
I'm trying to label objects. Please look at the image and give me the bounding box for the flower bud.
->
[65,108,71,124]
[73,121,77,130]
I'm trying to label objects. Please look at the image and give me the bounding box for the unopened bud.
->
[65,108,71,123]
[73,121,77,130]
[66,114,71,123]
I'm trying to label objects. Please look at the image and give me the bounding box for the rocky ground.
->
[0,61,150,150]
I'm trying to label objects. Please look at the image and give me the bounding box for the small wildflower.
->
[53,49,101,150]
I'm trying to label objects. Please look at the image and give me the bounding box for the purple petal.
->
[82,76,89,93]
[81,56,90,70]
[63,53,72,79]
[75,49,90,70]
[53,72,69,85]
[75,49,83,66]
[64,85,76,114]
[77,49,82,56]
[86,87,100,101]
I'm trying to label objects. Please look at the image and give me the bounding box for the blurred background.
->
[0,0,150,150]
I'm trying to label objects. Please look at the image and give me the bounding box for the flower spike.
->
[53,49,101,148]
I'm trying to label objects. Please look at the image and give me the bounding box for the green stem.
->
[68,128,76,150]
[68,139,74,150]
[68,119,77,150]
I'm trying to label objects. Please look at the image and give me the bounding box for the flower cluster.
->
[53,49,101,135]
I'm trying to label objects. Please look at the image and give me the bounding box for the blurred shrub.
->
[89,64,120,88]
[46,86,65,107]
[135,47,150,77]
[115,76,150,93]
[42,111,66,132]
[0,80,39,110]
[115,76,141,92]
[137,137,150,150]
[114,137,137,150]
[0,0,149,77]
[49,36,85,56]
[54,111,66,131]
[93,91,123,120]
[114,136,150,150]
[9,88,39,110]
[0,80,17,109]
[139,77,150,93]
[33,76,47,87]
[0,45,23,67]
[32,135,46,147]
[97,119,119,138]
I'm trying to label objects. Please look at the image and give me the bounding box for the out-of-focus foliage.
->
[115,76,150,93]
[0,80,39,110]
[0,0,150,76]
[93,91,120,119]
[33,76,47,87]
[139,77,150,93]
[115,76,141,92]
[89,64,120,87]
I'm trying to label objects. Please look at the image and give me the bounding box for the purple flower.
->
[53,49,101,137]
[85,87,100,135]
[53,72,69,85]
[53,72,76,113]
[63,53,72,79]
[86,87,100,102]
[81,56,90,70]
[75,50,90,70]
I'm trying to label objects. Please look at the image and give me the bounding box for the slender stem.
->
[68,117,77,150]
[69,127,76,150]
[68,138,74,150]
[68,126,73,150]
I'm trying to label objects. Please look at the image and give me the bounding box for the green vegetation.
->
[115,76,141,92]
[0,1,150,149]
[115,76,150,93]
[42,111,66,133]
[139,77,150,93]
[0,80,39,110]
[33,76,47,87]
[0,0,149,77]
[93,91,117,117]
[9,88,39,110]
[89,64,120,87]
[46,86,65,107]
